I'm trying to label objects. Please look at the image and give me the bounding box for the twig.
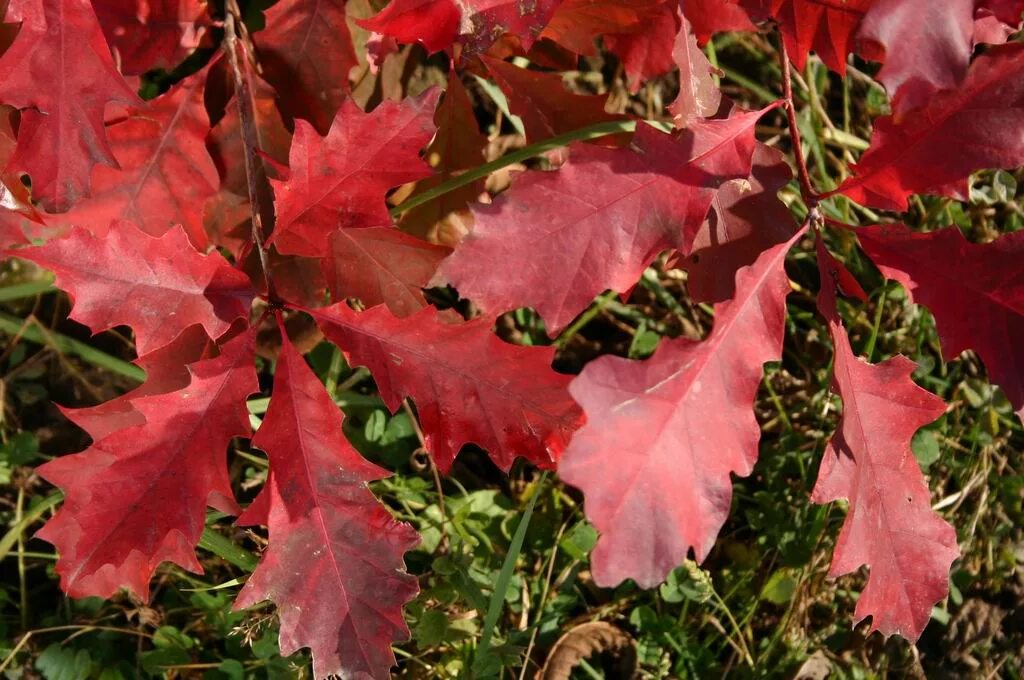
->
[223,0,278,305]
[778,39,818,208]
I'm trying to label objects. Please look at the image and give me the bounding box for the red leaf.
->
[235,325,418,680]
[270,89,440,257]
[358,0,559,55]
[36,329,257,599]
[856,0,1023,113]
[436,107,774,334]
[95,0,211,75]
[682,0,756,44]
[813,240,957,641]
[603,1,680,91]
[53,68,219,249]
[856,0,974,114]
[743,0,875,73]
[831,43,1024,211]
[310,303,582,473]
[324,227,451,317]
[14,220,254,354]
[481,56,628,143]
[558,227,805,587]
[0,0,140,211]
[253,0,358,135]
[685,144,797,303]
[61,325,215,441]
[857,224,1024,418]
[668,16,723,123]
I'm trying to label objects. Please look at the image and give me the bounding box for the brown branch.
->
[778,38,819,213]
[223,0,279,305]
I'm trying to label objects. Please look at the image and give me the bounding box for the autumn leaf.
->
[437,107,775,334]
[311,303,582,473]
[830,43,1024,211]
[0,0,140,211]
[270,89,440,257]
[36,329,257,599]
[94,0,211,75]
[235,323,418,680]
[743,0,874,73]
[13,220,254,354]
[559,227,805,588]
[813,239,958,640]
[857,223,1024,419]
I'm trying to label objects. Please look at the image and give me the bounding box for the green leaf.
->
[36,644,95,680]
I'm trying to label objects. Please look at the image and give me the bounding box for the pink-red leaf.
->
[857,224,1024,418]
[14,220,254,354]
[270,90,440,257]
[682,0,756,44]
[235,326,418,680]
[36,329,257,599]
[437,107,773,333]
[813,241,957,640]
[831,43,1024,211]
[0,0,140,211]
[559,228,804,587]
[311,303,582,473]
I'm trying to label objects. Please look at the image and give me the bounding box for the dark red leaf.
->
[94,0,211,75]
[36,329,257,598]
[0,0,140,211]
[235,324,418,680]
[311,303,582,472]
[857,223,1024,418]
[743,0,875,73]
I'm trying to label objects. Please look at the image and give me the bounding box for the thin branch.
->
[223,0,279,305]
[779,38,819,209]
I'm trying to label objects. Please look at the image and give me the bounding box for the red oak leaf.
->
[856,0,1024,114]
[36,329,257,599]
[235,324,418,680]
[94,0,211,75]
[324,227,451,317]
[61,325,215,441]
[358,0,559,55]
[0,104,40,247]
[813,240,957,640]
[830,43,1024,211]
[684,144,797,303]
[253,0,358,135]
[270,89,440,257]
[857,224,1024,419]
[682,0,756,44]
[13,220,254,354]
[310,303,582,473]
[743,0,875,73]
[0,0,140,212]
[558,227,805,588]
[436,107,774,334]
[856,0,974,114]
[668,15,724,123]
[481,56,628,143]
[606,3,680,92]
[53,67,219,249]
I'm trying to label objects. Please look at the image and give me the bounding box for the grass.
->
[1,28,1023,680]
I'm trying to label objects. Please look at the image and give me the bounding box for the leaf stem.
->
[778,38,819,209]
[223,0,279,306]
